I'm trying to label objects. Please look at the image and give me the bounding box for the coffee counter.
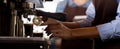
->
[0,37,49,49]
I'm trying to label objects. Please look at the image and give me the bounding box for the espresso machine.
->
[0,0,66,49]
[8,0,66,37]
[0,0,50,49]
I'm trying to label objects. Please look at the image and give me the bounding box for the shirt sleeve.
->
[56,0,78,12]
[77,2,95,27]
[68,0,91,8]
[56,0,68,12]
[82,0,92,8]
[56,0,91,12]
[96,1,120,41]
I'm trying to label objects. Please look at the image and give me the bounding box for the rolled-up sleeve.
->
[56,0,91,12]
[77,2,95,27]
[97,1,120,41]
[56,0,68,12]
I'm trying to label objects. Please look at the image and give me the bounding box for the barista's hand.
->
[44,18,61,32]
[44,18,72,39]
[45,19,72,39]
[51,23,72,39]
[44,18,60,25]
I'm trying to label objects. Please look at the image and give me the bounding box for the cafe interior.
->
[0,0,120,49]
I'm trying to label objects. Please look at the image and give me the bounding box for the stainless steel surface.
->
[0,37,45,43]
[33,16,43,26]
[0,37,49,49]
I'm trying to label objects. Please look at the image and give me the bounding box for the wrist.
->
[70,29,74,39]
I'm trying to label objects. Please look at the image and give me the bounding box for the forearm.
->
[62,22,81,29]
[71,26,100,39]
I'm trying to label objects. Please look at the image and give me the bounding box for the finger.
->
[48,33,53,37]
[52,33,62,37]
[60,23,69,29]
[50,29,61,34]
[44,18,60,25]
[47,26,60,30]
[47,23,63,30]
[50,30,63,37]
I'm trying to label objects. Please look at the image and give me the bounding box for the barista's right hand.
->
[43,18,60,33]
[44,19,73,39]
[44,18,60,25]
